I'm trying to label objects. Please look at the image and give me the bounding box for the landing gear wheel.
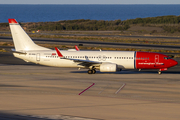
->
[88,70,93,74]
[88,69,96,74]
[92,69,96,74]
[158,71,161,75]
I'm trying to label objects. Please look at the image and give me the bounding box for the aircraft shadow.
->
[70,70,180,74]
[0,112,50,120]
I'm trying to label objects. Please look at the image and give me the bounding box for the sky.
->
[1,0,180,4]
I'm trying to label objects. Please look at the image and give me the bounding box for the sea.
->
[0,4,180,23]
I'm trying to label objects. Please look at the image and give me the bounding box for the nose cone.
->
[171,59,178,67]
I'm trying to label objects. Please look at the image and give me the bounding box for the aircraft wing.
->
[55,47,101,67]
[69,58,101,66]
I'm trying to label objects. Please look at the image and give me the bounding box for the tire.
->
[88,70,92,74]
[92,69,96,74]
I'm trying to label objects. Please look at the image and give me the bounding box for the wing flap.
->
[69,58,101,66]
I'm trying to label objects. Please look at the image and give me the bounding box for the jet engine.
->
[100,63,117,72]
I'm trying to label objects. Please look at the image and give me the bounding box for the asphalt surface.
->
[1,36,180,50]
[0,52,180,120]
[1,27,180,120]
[0,53,180,120]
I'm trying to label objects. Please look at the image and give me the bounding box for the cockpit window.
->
[164,57,171,60]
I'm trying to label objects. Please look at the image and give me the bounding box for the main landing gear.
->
[88,69,96,74]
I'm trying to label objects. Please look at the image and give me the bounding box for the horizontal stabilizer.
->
[11,48,27,54]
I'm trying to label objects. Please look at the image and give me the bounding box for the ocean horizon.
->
[0,4,180,23]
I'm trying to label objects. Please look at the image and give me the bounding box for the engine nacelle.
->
[100,63,117,72]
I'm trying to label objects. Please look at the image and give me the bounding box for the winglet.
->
[55,47,63,57]
[75,45,80,51]
[8,19,18,24]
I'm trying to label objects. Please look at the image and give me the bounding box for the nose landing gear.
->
[158,68,167,75]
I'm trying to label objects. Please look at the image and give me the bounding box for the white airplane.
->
[9,19,178,74]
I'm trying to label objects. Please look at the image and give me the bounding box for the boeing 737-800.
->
[8,19,178,74]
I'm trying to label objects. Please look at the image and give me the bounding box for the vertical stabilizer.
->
[8,19,50,51]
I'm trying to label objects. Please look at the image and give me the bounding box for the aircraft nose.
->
[171,59,178,67]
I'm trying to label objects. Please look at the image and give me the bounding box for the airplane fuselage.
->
[14,50,177,71]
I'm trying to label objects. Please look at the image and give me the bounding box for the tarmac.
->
[0,52,180,120]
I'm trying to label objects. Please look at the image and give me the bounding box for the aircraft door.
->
[155,55,159,63]
[36,53,40,61]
